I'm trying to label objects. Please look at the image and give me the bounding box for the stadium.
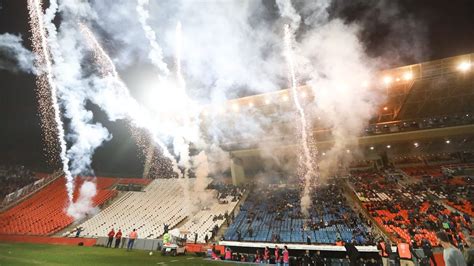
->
[0,1,473,266]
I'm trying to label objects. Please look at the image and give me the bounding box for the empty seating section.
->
[77,178,238,240]
[225,183,373,244]
[77,179,189,239]
[0,177,117,235]
[179,196,239,243]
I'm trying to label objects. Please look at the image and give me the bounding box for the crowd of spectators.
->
[215,247,381,266]
[207,181,246,203]
[350,168,472,248]
[225,179,377,245]
[0,165,36,200]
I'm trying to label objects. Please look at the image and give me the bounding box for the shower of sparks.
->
[283,25,319,218]
[174,21,192,215]
[27,0,75,203]
[79,23,184,179]
[27,0,60,167]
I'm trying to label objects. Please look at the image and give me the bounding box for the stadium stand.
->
[349,168,471,247]
[224,180,376,244]
[179,196,239,243]
[178,181,244,243]
[75,178,240,241]
[0,177,117,235]
[0,165,37,200]
[76,179,187,239]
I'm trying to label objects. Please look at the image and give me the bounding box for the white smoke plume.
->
[8,0,425,221]
[192,151,214,210]
[0,33,36,73]
[39,0,112,217]
[136,0,169,75]
[66,180,98,220]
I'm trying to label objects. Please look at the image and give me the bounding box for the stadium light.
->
[370,146,374,150]
[457,61,471,72]
[383,106,388,111]
[265,98,271,105]
[414,142,419,148]
[445,140,450,144]
[346,149,350,153]
[322,152,326,156]
[403,72,413,80]
[248,102,254,108]
[282,95,289,102]
[386,145,391,149]
[383,76,393,85]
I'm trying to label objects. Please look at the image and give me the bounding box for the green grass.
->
[0,242,251,266]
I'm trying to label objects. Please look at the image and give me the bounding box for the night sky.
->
[0,0,473,175]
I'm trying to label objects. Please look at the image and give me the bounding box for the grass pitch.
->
[0,242,251,266]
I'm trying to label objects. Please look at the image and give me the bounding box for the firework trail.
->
[283,25,318,217]
[136,0,169,75]
[142,143,156,178]
[174,21,191,179]
[27,0,75,203]
[27,0,60,167]
[173,21,194,214]
[175,22,185,89]
[79,23,183,179]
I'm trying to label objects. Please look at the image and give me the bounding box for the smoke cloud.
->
[6,0,426,219]
[66,180,98,220]
[0,33,36,73]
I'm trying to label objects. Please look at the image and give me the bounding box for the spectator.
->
[75,227,82,238]
[421,238,437,266]
[106,228,115,248]
[275,245,281,266]
[114,229,122,248]
[302,250,312,266]
[313,250,325,266]
[127,229,138,251]
[436,231,466,266]
[194,233,198,244]
[377,238,390,266]
[283,246,289,266]
[263,246,270,264]
[225,247,232,260]
[397,239,414,266]
[345,239,360,266]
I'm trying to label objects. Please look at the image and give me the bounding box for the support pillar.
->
[230,156,246,185]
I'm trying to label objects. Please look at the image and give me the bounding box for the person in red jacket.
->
[225,247,232,260]
[275,245,281,266]
[106,228,115,248]
[114,229,122,248]
[283,246,289,266]
[264,246,270,264]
